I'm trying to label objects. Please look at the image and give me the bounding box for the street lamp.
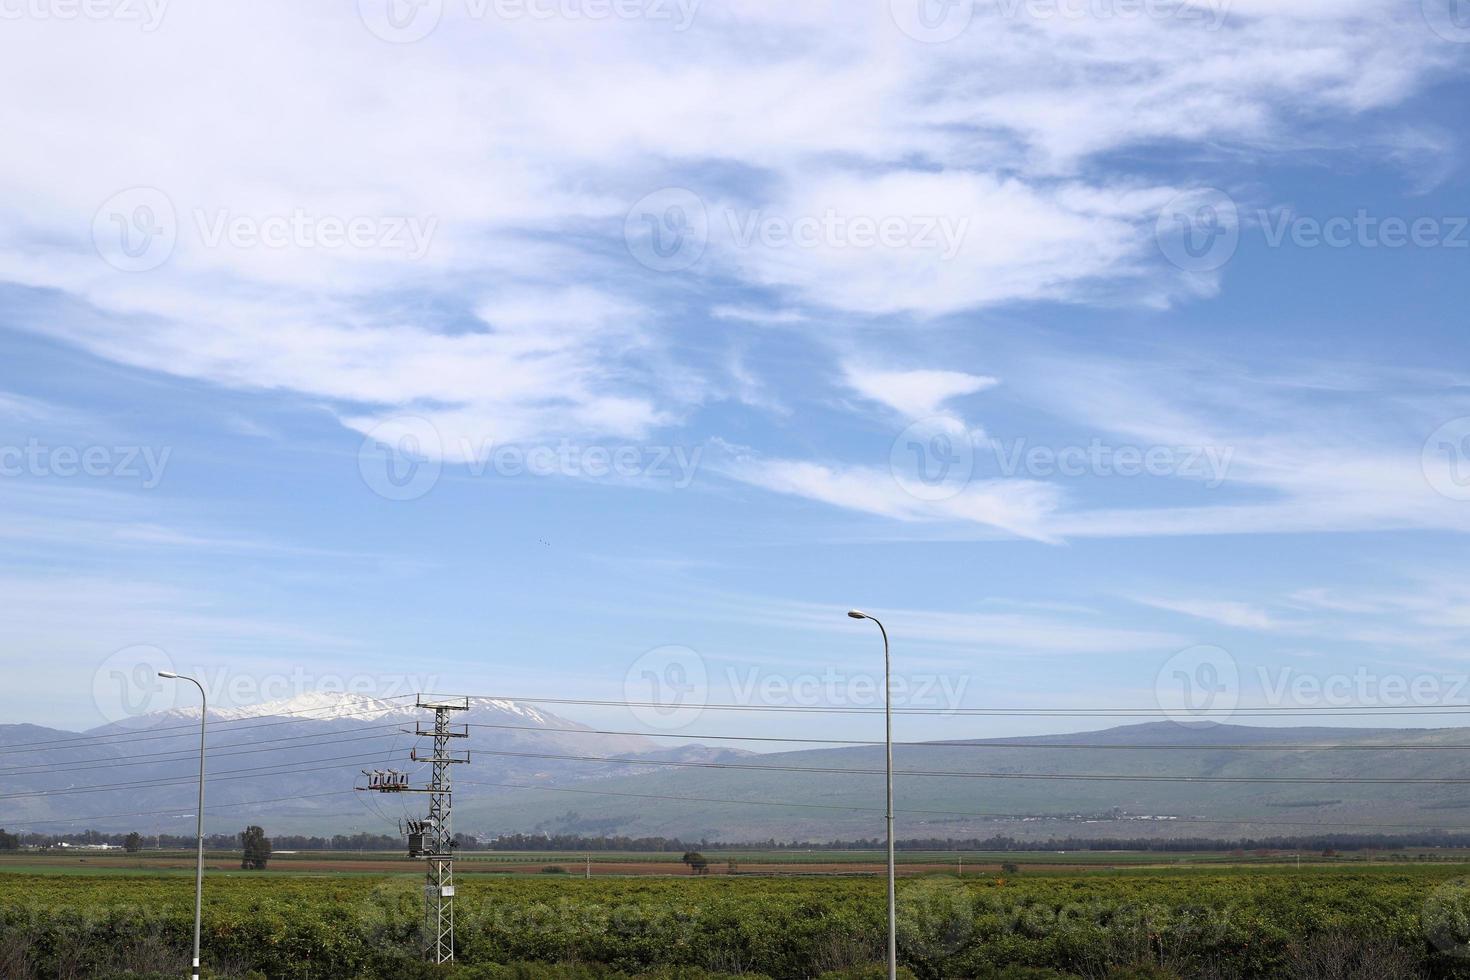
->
[847,609,896,980]
[159,671,206,980]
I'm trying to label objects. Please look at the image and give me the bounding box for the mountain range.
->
[0,695,746,837]
[5,694,1470,842]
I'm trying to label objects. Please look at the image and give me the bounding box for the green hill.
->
[455,722,1470,842]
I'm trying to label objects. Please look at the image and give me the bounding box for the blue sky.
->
[3,1,1470,742]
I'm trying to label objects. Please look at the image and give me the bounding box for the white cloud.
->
[669,589,1187,656]
[926,0,1453,172]
[1131,596,1281,630]
[709,171,1176,315]
[709,306,808,326]
[843,363,998,419]
[1024,356,1470,539]
[1284,589,1393,615]
[0,392,67,424]
[735,350,1470,543]
[717,448,1066,543]
[0,0,1453,451]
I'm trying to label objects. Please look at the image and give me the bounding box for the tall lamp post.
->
[847,609,896,980]
[159,671,206,980]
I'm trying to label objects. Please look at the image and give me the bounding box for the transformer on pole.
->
[358,694,470,963]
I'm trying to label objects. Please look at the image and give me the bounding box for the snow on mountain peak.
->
[144,691,417,724]
[145,691,565,727]
[216,691,418,722]
[470,697,555,725]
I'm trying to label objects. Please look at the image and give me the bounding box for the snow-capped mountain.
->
[0,692,747,835]
[141,692,560,726]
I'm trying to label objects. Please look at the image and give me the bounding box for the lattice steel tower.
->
[359,694,471,963]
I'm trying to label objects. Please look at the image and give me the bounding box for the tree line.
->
[0,825,273,869]
[7,827,1470,854]
[459,829,1470,853]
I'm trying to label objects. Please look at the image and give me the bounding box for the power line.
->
[0,749,404,802]
[16,714,1469,780]
[17,692,1470,758]
[0,696,419,755]
[16,777,1470,838]
[458,778,878,815]
[20,709,1470,802]
[5,790,363,828]
[15,718,1466,783]
[0,722,409,767]
[464,720,1470,752]
[455,779,1470,835]
[459,746,1470,785]
[15,693,1470,760]
[0,727,411,777]
[19,752,1470,839]
[446,694,1470,717]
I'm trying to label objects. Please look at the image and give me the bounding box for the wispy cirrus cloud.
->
[0,0,1456,459]
[714,445,1066,544]
[1129,596,1282,631]
[660,588,1188,658]
[725,349,1470,543]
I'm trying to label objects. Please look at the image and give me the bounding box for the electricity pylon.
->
[359,694,470,963]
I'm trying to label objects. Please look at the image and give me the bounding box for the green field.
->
[9,862,1470,978]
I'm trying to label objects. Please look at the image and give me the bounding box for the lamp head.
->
[157,670,179,679]
[847,610,867,620]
